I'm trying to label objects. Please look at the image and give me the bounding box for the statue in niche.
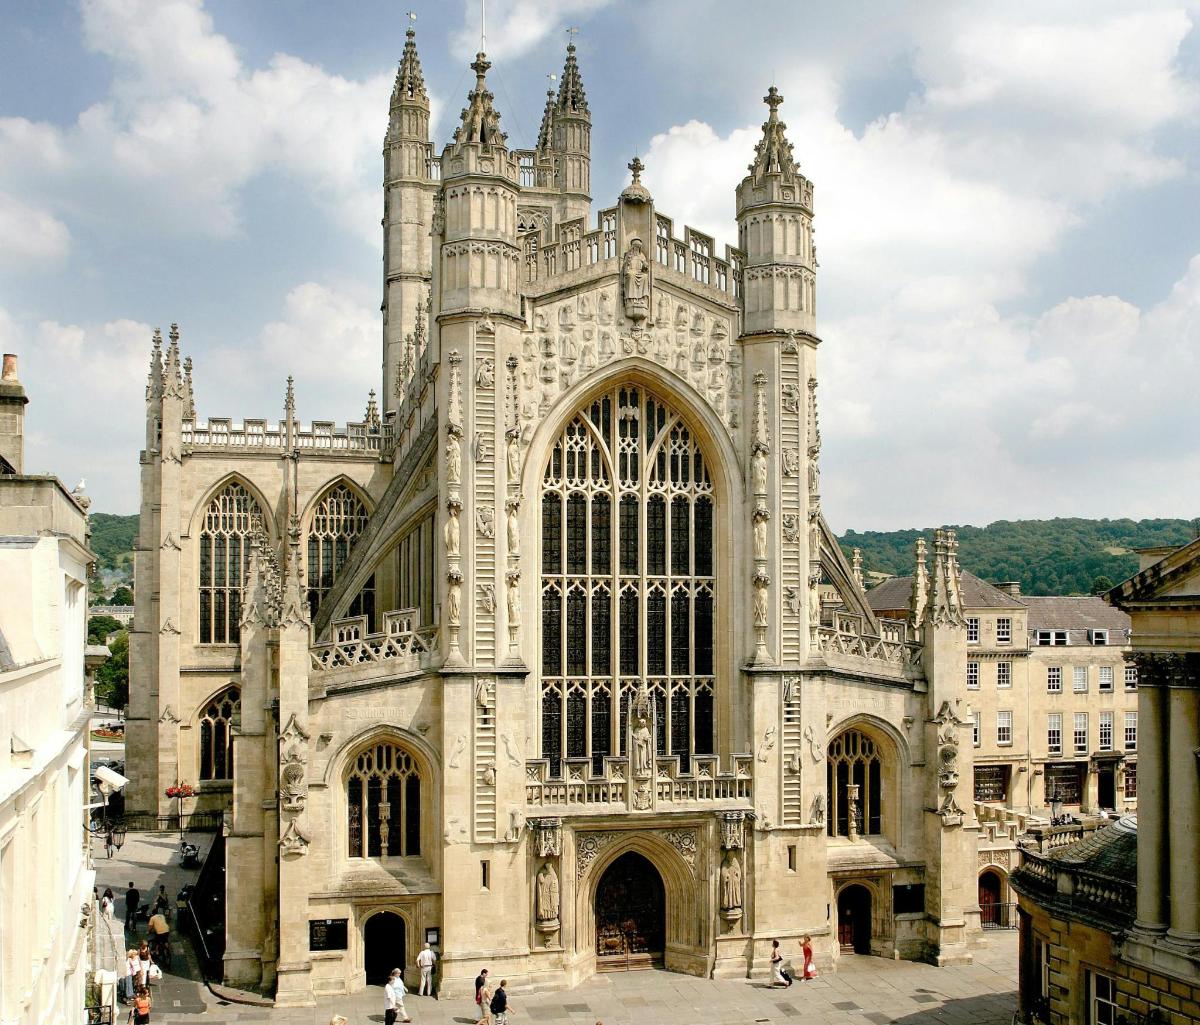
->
[561,334,578,365]
[691,338,706,367]
[691,310,705,335]
[785,586,802,615]
[673,337,689,374]
[655,331,670,361]
[523,335,538,359]
[753,578,769,627]
[580,335,597,372]
[540,334,555,357]
[782,384,800,413]
[476,679,494,708]
[809,572,822,623]
[720,852,742,911]
[622,238,650,320]
[598,290,613,324]
[753,507,769,561]
[657,297,670,323]
[752,447,768,496]
[482,765,496,786]
[675,305,688,329]
[539,356,556,384]
[536,862,560,923]
[809,460,820,495]
[810,791,826,826]
[476,358,495,389]
[446,571,462,626]
[631,716,653,779]
[506,499,520,554]
[444,503,461,558]
[709,339,726,362]
[445,436,462,485]
[506,571,521,627]
[558,304,575,329]
[782,514,800,543]
[579,294,593,320]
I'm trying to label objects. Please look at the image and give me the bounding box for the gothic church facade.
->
[128,33,983,1005]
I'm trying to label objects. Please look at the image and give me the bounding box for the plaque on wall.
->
[309,918,348,952]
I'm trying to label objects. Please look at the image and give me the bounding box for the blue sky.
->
[2,0,1198,529]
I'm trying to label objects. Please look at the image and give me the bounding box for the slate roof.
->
[865,570,1025,613]
[1023,596,1130,640]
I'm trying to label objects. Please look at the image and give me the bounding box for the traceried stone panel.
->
[198,481,263,644]
[539,386,716,779]
[306,482,374,629]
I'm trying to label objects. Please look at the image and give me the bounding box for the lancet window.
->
[827,729,883,837]
[198,482,262,644]
[306,482,375,629]
[540,386,716,779]
[346,741,422,859]
[198,686,239,781]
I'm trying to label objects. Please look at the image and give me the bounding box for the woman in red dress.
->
[801,934,818,980]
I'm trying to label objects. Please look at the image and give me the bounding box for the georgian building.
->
[127,34,986,1005]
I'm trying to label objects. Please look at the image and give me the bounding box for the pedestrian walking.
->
[128,984,152,1024]
[152,885,170,917]
[136,940,152,989]
[474,967,490,1024]
[801,934,818,980]
[769,938,793,987]
[490,978,513,1025]
[105,826,116,859]
[123,949,139,1002]
[101,887,115,920]
[124,881,140,932]
[384,967,412,1024]
[417,942,437,995]
[477,975,494,1025]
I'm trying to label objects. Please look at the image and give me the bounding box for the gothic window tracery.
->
[346,740,422,859]
[198,481,262,644]
[827,729,883,837]
[540,387,716,778]
[306,482,375,629]
[198,686,239,781]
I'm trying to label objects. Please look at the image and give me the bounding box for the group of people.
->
[117,881,173,1021]
[380,942,439,1023]
[473,968,514,1025]
[770,934,818,986]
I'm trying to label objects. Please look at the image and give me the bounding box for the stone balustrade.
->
[814,624,922,671]
[182,417,390,455]
[524,752,753,812]
[1012,844,1137,926]
[309,612,437,675]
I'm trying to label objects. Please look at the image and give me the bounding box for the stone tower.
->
[549,43,591,225]
[382,26,436,415]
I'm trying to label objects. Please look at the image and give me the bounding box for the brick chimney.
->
[0,353,28,474]
[996,581,1021,598]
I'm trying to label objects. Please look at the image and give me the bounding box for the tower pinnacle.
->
[556,42,589,115]
[750,85,798,180]
[454,52,506,148]
[391,24,428,108]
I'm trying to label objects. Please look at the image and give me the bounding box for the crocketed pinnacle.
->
[537,87,556,152]
[750,85,798,179]
[390,26,428,108]
[453,53,507,148]
[555,42,589,116]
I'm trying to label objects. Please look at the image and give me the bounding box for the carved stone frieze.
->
[720,811,745,850]
[530,816,563,858]
[279,818,309,857]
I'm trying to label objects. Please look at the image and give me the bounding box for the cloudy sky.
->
[2,0,1198,529]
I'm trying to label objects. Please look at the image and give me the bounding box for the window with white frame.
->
[1099,666,1114,692]
[1074,712,1088,753]
[997,662,1012,688]
[1035,630,1068,646]
[1124,711,1137,751]
[1099,711,1113,751]
[972,712,981,748]
[1047,666,1062,693]
[997,710,1013,746]
[1090,629,1108,646]
[1047,713,1062,755]
[966,617,979,643]
[1124,664,1138,689]
[967,661,980,690]
[1088,971,1118,1025]
[1073,665,1088,692]
[996,617,1012,644]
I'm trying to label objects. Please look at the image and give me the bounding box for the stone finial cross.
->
[628,156,644,183]
[764,85,783,115]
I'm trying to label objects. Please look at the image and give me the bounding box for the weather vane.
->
[566,25,579,43]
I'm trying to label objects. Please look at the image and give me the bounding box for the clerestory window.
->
[540,386,716,779]
[306,482,375,630]
[346,741,422,859]
[198,482,262,644]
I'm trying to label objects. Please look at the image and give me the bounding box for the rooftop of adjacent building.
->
[866,569,1025,613]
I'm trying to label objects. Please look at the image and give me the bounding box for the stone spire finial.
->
[851,548,864,589]
[390,20,428,108]
[620,155,651,204]
[163,324,183,397]
[285,375,295,416]
[364,389,381,431]
[454,52,507,149]
[749,84,798,180]
[911,537,928,626]
[555,41,589,116]
[182,356,195,420]
[147,328,164,401]
[537,87,556,152]
[922,529,966,630]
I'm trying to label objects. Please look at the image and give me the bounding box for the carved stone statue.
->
[445,436,462,485]
[506,571,521,627]
[476,358,495,388]
[753,576,769,628]
[631,717,653,778]
[446,572,462,626]
[622,238,650,320]
[782,448,800,477]
[752,447,768,495]
[753,507,769,561]
[476,679,494,709]
[506,500,520,555]
[810,791,826,826]
[535,862,560,924]
[444,503,461,558]
[476,505,495,539]
[720,852,742,912]
[506,427,521,481]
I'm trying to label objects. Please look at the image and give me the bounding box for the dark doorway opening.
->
[363,911,406,986]
[595,851,665,970]
[979,869,1003,926]
[837,884,871,954]
[1098,767,1116,810]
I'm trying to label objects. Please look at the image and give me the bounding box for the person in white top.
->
[417,942,437,996]
[384,967,412,1024]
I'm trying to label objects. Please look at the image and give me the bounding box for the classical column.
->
[1134,666,1168,932]
[1168,681,1200,940]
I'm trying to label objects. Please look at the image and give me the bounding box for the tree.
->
[107,585,134,606]
[1090,575,1116,595]
[88,615,123,644]
[95,631,129,710]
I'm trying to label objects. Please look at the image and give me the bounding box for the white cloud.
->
[0,193,71,269]
[452,0,613,60]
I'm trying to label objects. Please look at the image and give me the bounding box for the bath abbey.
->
[128,32,985,1005]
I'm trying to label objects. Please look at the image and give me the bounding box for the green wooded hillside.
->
[839,517,1198,596]
[89,513,139,572]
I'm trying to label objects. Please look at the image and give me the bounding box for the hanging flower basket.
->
[165,783,197,799]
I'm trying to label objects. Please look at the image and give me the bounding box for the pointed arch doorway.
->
[363,911,406,986]
[595,851,665,971]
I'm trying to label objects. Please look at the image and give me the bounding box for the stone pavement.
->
[93,831,1018,1025]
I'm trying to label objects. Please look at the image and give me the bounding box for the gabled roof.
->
[1108,536,1200,610]
[866,570,1024,613]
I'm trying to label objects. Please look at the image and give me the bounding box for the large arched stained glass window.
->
[198,686,239,781]
[306,482,375,629]
[198,482,262,644]
[827,729,883,837]
[346,741,422,858]
[540,386,716,779]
